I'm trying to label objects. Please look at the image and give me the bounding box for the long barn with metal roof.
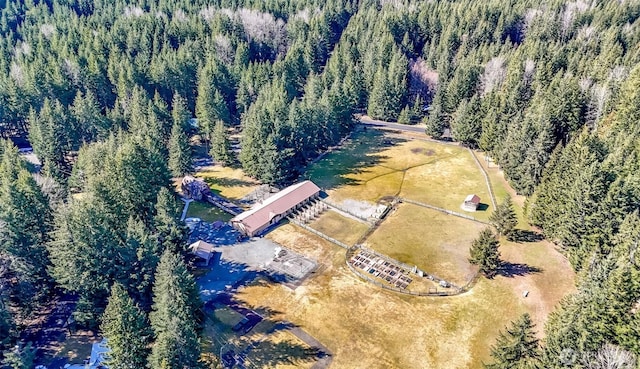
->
[230,181,321,237]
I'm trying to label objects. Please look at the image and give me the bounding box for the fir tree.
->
[101,283,151,369]
[168,118,192,177]
[153,187,188,255]
[469,228,501,278]
[490,196,518,238]
[210,121,232,166]
[485,313,540,369]
[149,251,202,369]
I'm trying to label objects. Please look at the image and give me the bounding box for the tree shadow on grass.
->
[303,129,407,190]
[207,293,328,369]
[498,261,543,278]
[245,340,322,368]
[508,229,545,243]
[202,177,256,194]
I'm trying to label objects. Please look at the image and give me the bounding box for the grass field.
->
[364,204,484,286]
[306,130,492,221]
[202,304,318,369]
[234,223,573,369]
[196,128,575,368]
[193,165,259,200]
[308,210,371,246]
[186,201,233,222]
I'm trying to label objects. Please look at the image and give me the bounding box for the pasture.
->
[196,128,576,368]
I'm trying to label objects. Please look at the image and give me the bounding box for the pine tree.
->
[153,187,188,255]
[149,251,202,369]
[101,283,151,369]
[0,142,53,307]
[168,118,192,177]
[490,196,518,238]
[469,228,501,278]
[210,120,232,166]
[2,342,36,369]
[485,313,540,369]
[451,96,482,147]
[0,299,13,352]
[397,106,411,124]
[171,93,191,132]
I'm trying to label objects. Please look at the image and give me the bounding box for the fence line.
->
[205,194,242,216]
[467,148,498,210]
[348,245,462,289]
[289,218,351,250]
[399,198,490,225]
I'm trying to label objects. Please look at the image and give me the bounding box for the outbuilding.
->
[461,194,481,212]
[189,240,215,265]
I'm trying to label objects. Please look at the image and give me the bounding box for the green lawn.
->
[186,201,233,222]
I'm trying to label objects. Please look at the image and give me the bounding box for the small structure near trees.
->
[181,176,211,201]
[189,240,215,265]
[461,194,481,212]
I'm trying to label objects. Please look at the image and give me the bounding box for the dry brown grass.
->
[196,130,576,368]
[234,227,571,369]
[308,210,371,246]
[364,204,484,286]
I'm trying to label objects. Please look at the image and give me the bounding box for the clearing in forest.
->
[307,129,492,220]
[193,128,575,368]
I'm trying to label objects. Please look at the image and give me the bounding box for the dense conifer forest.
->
[0,0,639,367]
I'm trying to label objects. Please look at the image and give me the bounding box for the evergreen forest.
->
[0,0,639,367]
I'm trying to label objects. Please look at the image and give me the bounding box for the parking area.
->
[197,238,318,301]
[189,222,245,245]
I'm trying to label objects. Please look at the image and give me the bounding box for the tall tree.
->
[149,251,202,369]
[210,120,232,166]
[485,313,540,369]
[168,118,192,177]
[0,141,53,307]
[101,283,151,369]
[153,187,188,255]
[469,228,501,278]
[490,196,518,238]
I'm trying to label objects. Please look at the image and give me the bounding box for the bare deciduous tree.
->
[409,58,438,98]
[481,57,506,95]
[581,344,637,369]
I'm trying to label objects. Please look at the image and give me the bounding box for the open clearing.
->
[364,204,483,286]
[198,128,576,368]
[308,210,370,246]
[186,201,233,222]
[193,165,259,200]
[235,225,573,368]
[307,130,491,220]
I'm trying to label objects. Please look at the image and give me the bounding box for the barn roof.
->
[231,181,320,235]
[464,194,480,204]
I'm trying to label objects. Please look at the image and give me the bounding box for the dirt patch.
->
[410,147,436,156]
